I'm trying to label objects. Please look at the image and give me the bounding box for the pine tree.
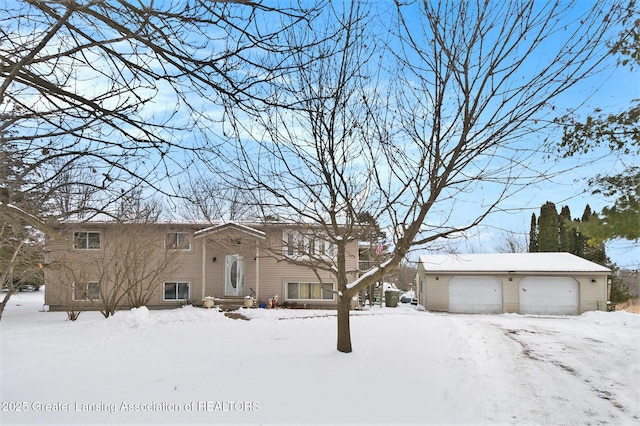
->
[572,205,590,258]
[528,213,539,252]
[558,205,575,253]
[581,207,608,265]
[527,202,628,306]
[538,202,559,252]
[0,143,46,319]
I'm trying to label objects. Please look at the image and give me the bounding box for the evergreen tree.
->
[608,275,631,311]
[527,202,629,307]
[538,202,559,252]
[581,207,609,265]
[572,205,591,258]
[554,9,639,246]
[0,143,46,319]
[559,205,576,253]
[528,213,539,252]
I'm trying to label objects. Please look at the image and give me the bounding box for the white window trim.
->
[73,231,101,250]
[286,281,335,301]
[163,281,191,301]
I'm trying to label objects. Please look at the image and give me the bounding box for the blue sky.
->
[189,2,638,269]
[447,56,638,269]
[194,1,639,269]
[378,1,639,269]
[10,0,636,268]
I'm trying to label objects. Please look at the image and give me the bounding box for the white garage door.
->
[448,276,503,314]
[519,277,578,315]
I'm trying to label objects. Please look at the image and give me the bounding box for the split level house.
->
[44,221,361,311]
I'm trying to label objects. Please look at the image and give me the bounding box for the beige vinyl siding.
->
[254,254,284,301]
[502,276,520,313]
[425,275,449,312]
[45,222,360,311]
[255,253,338,304]
[578,276,608,313]
[198,233,259,299]
[146,228,201,307]
[44,225,108,308]
[256,228,359,305]
[45,224,202,310]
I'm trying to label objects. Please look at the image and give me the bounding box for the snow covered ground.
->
[1,290,639,425]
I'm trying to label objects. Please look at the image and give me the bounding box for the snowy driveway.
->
[439,313,639,424]
[1,292,639,425]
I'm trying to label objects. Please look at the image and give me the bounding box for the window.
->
[73,231,101,250]
[164,282,190,301]
[283,231,335,259]
[287,282,334,300]
[286,233,295,256]
[316,239,335,257]
[73,282,100,301]
[165,232,191,250]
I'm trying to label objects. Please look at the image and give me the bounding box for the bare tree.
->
[179,176,253,222]
[213,1,626,352]
[51,223,180,318]
[46,157,102,220]
[1,0,323,315]
[495,231,528,254]
[1,1,322,222]
[393,260,418,292]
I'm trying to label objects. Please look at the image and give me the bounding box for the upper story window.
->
[165,232,192,251]
[73,231,101,250]
[283,230,335,259]
[286,232,296,256]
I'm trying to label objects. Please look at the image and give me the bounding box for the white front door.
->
[224,254,244,296]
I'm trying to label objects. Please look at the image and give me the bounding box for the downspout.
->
[255,239,260,301]
[202,238,207,299]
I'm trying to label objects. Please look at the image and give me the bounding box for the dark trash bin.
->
[385,291,400,307]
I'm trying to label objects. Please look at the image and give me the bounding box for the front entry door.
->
[224,254,244,296]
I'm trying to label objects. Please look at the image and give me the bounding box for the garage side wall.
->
[578,275,608,312]
[424,275,450,311]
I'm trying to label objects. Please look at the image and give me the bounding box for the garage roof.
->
[419,253,610,273]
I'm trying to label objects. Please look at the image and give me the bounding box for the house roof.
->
[193,222,266,239]
[418,253,610,274]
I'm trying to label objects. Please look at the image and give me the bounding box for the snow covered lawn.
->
[1,291,639,425]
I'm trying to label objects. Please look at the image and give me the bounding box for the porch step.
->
[211,297,251,311]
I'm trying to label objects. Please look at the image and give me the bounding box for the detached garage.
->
[416,253,610,315]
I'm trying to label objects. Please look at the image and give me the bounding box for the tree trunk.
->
[0,290,14,321]
[336,293,352,353]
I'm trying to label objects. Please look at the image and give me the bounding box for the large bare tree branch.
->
[208,1,626,352]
